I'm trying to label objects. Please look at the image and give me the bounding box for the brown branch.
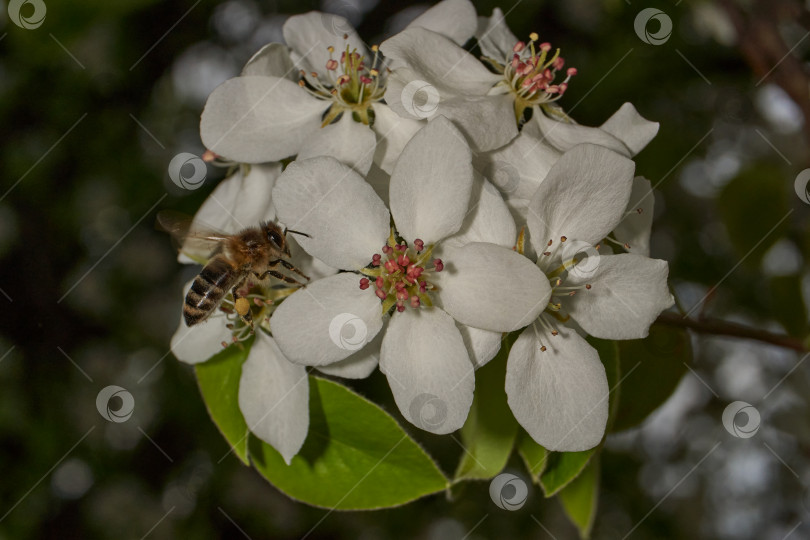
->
[656,312,807,352]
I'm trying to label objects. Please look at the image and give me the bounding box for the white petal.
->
[200,76,327,163]
[405,0,477,46]
[613,176,654,256]
[297,114,376,175]
[476,8,518,60]
[566,254,673,340]
[506,325,608,451]
[527,144,635,253]
[272,157,390,270]
[380,308,474,434]
[381,28,500,107]
[600,103,659,157]
[238,333,309,464]
[316,329,382,379]
[283,12,368,76]
[474,128,561,201]
[389,117,473,244]
[532,110,631,157]
[371,102,424,174]
[286,235,339,282]
[271,273,384,366]
[444,174,516,249]
[436,242,551,332]
[242,42,295,79]
[170,281,232,364]
[437,93,518,152]
[457,323,503,368]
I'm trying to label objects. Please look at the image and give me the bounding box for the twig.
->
[656,312,807,352]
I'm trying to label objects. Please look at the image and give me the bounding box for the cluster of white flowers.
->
[171,0,673,464]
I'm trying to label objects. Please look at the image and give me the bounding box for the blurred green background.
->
[1,0,809,538]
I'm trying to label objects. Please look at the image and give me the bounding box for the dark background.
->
[1,0,809,538]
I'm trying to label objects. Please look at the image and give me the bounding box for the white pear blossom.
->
[200,0,478,173]
[505,144,674,452]
[169,165,349,464]
[380,8,659,155]
[269,117,551,434]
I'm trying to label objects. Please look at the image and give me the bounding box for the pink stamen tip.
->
[326,59,338,70]
[567,67,577,76]
[375,276,384,289]
[397,254,410,267]
[396,304,406,313]
[337,75,350,85]
[513,41,525,53]
[375,289,387,300]
[395,281,406,291]
[384,260,399,273]
[396,289,408,301]
[433,259,443,272]
[359,277,370,290]
[410,296,420,308]
[413,239,424,251]
[540,42,552,52]
[382,245,392,254]
[360,76,373,85]
[553,57,564,70]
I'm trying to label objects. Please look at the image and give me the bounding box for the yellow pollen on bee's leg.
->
[234,297,251,317]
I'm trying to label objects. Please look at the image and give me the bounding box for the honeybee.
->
[157,211,310,327]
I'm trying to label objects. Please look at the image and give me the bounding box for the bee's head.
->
[263,222,289,256]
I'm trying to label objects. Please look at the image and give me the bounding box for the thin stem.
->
[656,312,807,352]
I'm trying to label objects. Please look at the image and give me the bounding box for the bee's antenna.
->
[285,228,311,238]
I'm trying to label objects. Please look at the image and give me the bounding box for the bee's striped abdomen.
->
[184,256,237,326]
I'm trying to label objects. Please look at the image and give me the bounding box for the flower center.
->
[485,32,577,123]
[218,282,297,348]
[518,231,594,352]
[297,37,386,126]
[359,233,443,314]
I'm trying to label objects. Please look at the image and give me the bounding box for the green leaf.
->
[559,456,600,540]
[250,376,448,509]
[612,324,691,432]
[769,274,808,337]
[454,337,519,481]
[195,340,252,465]
[517,430,548,483]
[718,163,790,268]
[540,449,595,497]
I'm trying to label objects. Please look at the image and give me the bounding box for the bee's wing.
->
[156,210,231,262]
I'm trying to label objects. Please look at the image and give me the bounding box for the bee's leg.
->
[231,282,254,328]
[255,269,306,287]
[268,259,311,281]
